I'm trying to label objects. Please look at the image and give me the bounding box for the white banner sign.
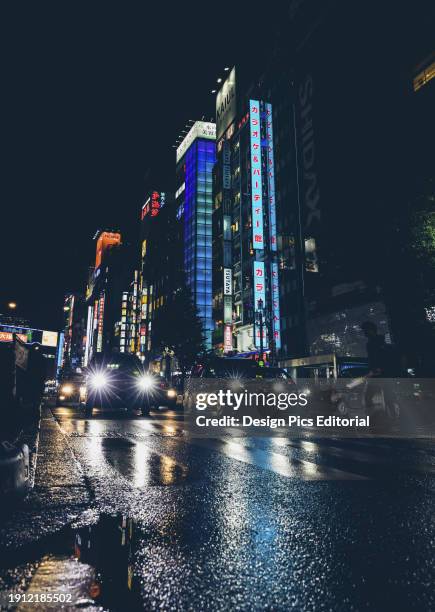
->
[176,121,216,162]
[224,268,232,295]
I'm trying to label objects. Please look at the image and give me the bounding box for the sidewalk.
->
[0,406,91,550]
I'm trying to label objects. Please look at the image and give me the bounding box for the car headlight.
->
[167,388,177,398]
[89,372,109,390]
[137,374,155,392]
[61,384,73,395]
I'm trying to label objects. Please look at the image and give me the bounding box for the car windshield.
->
[90,353,143,372]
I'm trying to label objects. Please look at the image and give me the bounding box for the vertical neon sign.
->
[253,261,267,349]
[250,100,264,250]
[271,262,281,349]
[265,103,277,252]
[96,292,105,353]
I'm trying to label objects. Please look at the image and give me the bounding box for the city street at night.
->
[1,1,434,610]
[1,404,434,610]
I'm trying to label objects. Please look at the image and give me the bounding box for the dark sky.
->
[2,2,265,330]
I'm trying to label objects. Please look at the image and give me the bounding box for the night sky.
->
[2,3,264,330]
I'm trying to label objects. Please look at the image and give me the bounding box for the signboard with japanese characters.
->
[271,262,281,349]
[253,261,268,349]
[223,324,233,353]
[176,121,216,163]
[265,103,277,252]
[250,100,264,250]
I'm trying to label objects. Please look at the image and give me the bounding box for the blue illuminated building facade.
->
[175,121,216,349]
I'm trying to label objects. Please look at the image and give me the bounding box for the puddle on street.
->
[1,514,145,611]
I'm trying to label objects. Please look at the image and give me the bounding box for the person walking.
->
[360,322,401,419]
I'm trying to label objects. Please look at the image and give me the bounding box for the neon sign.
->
[271,262,281,349]
[141,191,163,220]
[250,100,264,250]
[253,261,267,349]
[265,103,277,252]
[96,292,105,352]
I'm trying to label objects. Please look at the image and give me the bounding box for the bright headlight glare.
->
[137,374,155,391]
[90,372,108,390]
[167,388,177,398]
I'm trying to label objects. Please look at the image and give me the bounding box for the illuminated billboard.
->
[176,121,215,163]
[42,330,58,347]
[271,262,281,349]
[95,231,121,270]
[141,191,166,220]
[253,261,267,349]
[265,103,277,252]
[249,100,264,250]
[0,326,58,347]
[223,268,232,295]
[96,292,105,352]
[216,67,236,140]
[224,324,233,353]
[0,331,27,343]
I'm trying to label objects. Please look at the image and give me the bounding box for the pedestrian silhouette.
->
[361,321,400,419]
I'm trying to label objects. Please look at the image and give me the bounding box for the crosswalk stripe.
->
[262,438,435,475]
[189,438,367,480]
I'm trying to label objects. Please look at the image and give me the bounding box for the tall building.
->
[175,121,216,349]
[137,189,177,360]
[84,230,132,364]
[213,68,282,360]
[256,0,435,369]
[61,292,86,371]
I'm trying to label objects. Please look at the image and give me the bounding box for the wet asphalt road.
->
[1,405,434,611]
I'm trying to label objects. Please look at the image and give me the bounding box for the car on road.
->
[81,353,177,417]
[56,373,85,406]
[183,357,297,417]
[299,365,372,416]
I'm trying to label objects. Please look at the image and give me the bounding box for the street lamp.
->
[8,302,17,310]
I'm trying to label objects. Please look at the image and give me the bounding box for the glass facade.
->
[183,138,216,349]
